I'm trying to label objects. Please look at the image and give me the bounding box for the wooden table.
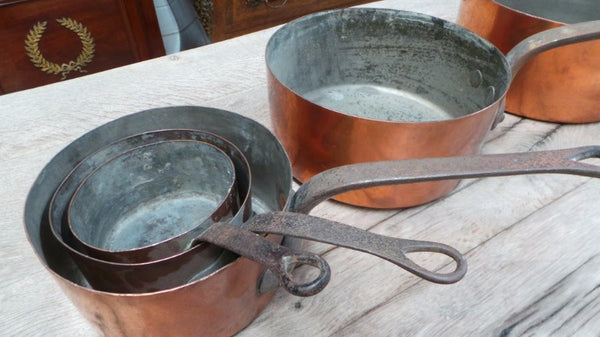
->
[2,1,600,336]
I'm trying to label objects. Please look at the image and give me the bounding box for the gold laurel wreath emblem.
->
[24,18,95,80]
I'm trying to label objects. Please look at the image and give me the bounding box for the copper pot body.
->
[53,251,275,337]
[24,106,293,337]
[457,0,600,123]
[266,9,508,208]
[268,69,501,208]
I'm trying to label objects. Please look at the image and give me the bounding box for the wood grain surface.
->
[1,0,599,336]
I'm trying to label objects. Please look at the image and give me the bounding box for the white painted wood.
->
[2,0,599,336]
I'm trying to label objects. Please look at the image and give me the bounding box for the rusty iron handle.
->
[195,221,330,297]
[247,212,466,284]
[506,20,600,77]
[290,146,600,214]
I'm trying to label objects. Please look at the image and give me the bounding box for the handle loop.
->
[279,253,331,296]
[195,221,330,296]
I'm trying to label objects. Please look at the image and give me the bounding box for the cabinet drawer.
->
[206,0,375,42]
[0,0,164,94]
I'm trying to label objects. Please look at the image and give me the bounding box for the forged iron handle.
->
[290,146,600,214]
[506,20,600,77]
[247,212,467,284]
[195,221,330,297]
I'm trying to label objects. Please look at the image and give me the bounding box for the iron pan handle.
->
[506,20,600,77]
[247,212,467,284]
[291,146,600,214]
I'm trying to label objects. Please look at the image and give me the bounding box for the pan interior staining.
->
[103,192,219,250]
[266,9,510,123]
[303,84,453,122]
[69,140,236,251]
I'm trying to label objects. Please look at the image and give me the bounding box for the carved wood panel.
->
[0,0,164,94]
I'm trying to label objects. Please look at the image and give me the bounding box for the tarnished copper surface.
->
[24,106,294,337]
[54,254,276,337]
[457,0,600,123]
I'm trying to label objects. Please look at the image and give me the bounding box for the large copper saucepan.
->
[266,8,600,208]
[25,106,471,337]
[457,0,600,123]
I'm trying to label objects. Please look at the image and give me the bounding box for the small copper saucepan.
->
[457,0,600,123]
[60,129,249,264]
[266,8,600,208]
[48,129,256,293]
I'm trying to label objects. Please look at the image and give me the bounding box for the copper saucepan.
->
[26,106,473,336]
[26,107,300,337]
[60,129,248,264]
[457,0,600,123]
[48,129,256,293]
[266,8,600,208]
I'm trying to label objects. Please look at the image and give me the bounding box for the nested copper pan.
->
[60,130,246,264]
[266,8,600,208]
[25,107,287,337]
[26,106,471,336]
[47,129,257,293]
[457,0,600,123]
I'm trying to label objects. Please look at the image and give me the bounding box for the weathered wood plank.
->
[330,178,600,336]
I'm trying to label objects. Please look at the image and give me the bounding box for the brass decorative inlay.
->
[25,18,95,80]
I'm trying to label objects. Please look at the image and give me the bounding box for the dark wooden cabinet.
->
[197,0,375,42]
[0,0,164,94]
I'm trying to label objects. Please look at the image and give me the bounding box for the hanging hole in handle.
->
[567,146,600,172]
[398,241,467,284]
[404,251,461,280]
[576,147,600,165]
[405,251,451,270]
[278,253,331,297]
[580,157,600,166]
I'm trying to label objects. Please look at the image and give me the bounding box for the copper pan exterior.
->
[52,252,275,337]
[24,106,294,337]
[268,68,500,208]
[457,0,600,123]
[266,9,508,209]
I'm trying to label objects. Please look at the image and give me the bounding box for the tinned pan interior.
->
[266,8,510,123]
